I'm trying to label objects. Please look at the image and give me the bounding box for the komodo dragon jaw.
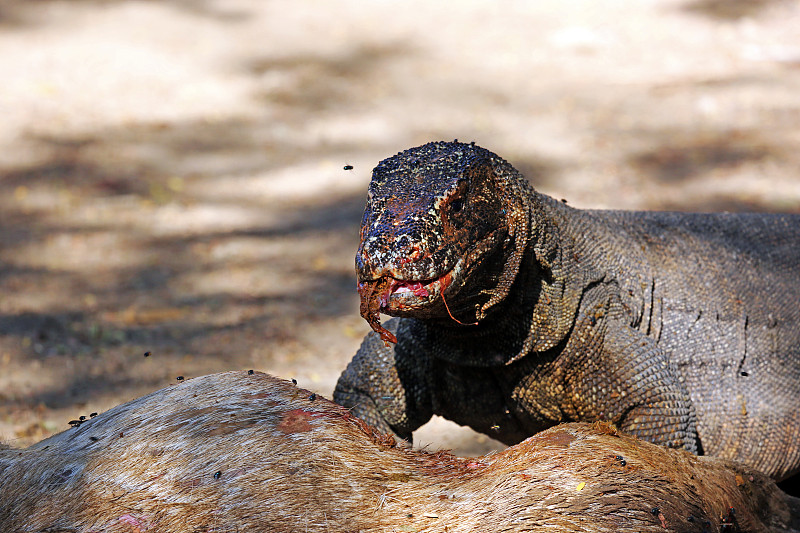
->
[355,141,511,342]
[356,272,457,345]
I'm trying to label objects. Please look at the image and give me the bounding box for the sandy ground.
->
[1,0,799,458]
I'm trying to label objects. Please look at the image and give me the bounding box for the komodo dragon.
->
[334,140,800,480]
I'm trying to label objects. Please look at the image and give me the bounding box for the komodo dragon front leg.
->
[550,301,698,452]
[335,318,433,442]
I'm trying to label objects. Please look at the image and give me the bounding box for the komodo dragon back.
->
[335,140,800,480]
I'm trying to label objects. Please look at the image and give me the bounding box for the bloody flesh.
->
[358,278,398,344]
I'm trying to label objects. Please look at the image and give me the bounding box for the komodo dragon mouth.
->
[357,261,462,344]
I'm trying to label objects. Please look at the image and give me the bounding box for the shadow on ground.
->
[0,0,249,28]
[0,114,371,437]
[681,0,792,20]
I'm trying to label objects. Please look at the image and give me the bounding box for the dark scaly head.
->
[356,141,530,343]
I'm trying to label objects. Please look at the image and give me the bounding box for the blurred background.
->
[1,0,799,455]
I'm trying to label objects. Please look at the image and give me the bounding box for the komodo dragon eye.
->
[446,180,469,215]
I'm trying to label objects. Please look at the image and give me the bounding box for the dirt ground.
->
[1,0,799,458]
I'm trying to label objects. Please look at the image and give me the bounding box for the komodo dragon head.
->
[356,141,532,344]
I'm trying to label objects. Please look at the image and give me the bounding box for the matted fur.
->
[0,371,797,532]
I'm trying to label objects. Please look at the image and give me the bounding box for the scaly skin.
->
[335,141,800,480]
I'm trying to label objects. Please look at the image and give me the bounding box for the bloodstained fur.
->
[1,371,798,532]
